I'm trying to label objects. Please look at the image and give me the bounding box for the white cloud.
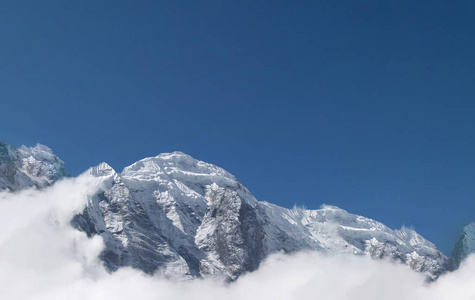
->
[0,178,474,300]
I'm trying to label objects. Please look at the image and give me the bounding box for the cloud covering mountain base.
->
[0,177,474,300]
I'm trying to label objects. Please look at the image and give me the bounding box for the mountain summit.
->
[71,151,448,280]
[0,141,67,191]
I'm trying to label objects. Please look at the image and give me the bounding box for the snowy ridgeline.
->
[71,151,448,281]
[0,142,67,191]
[0,142,463,281]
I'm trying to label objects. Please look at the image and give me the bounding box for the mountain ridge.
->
[1,142,470,281]
[0,141,67,191]
[72,150,449,280]
[451,223,475,270]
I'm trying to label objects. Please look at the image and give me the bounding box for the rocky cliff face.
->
[451,223,475,270]
[71,151,448,281]
[0,141,67,191]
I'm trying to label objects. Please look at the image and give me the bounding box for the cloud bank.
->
[0,178,474,300]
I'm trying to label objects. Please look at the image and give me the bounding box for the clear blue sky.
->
[1,1,474,254]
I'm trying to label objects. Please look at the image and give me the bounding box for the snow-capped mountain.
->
[451,223,475,270]
[71,151,448,280]
[0,141,452,280]
[0,141,67,191]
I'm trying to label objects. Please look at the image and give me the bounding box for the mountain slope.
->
[0,141,67,191]
[72,151,448,280]
[451,223,475,270]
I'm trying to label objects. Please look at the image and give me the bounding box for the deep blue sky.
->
[1,1,474,254]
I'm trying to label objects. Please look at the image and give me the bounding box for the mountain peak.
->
[71,150,449,281]
[121,151,235,184]
[319,204,345,211]
[0,142,67,191]
[155,151,188,158]
[19,143,54,154]
[84,162,117,177]
[451,223,475,269]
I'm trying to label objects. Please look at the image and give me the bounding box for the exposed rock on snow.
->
[0,141,67,191]
[451,223,475,270]
[71,151,448,280]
